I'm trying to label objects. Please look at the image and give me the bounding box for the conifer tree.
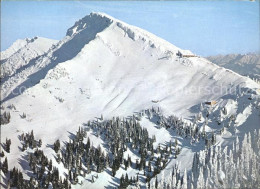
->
[155,176,158,189]
[2,157,8,174]
[5,138,11,153]
[54,139,60,153]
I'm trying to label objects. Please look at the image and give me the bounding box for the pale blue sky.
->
[1,1,259,56]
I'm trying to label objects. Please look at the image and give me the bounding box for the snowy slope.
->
[0,37,58,80]
[1,39,29,60]
[1,12,260,189]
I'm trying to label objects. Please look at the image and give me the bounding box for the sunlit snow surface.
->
[1,12,260,188]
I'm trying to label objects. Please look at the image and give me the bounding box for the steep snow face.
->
[207,53,260,80]
[0,37,58,79]
[2,12,259,135]
[66,12,112,36]
[0,13,112,101]
[1,13,258,102]
[1,12,260,188]
[2,12,259,132]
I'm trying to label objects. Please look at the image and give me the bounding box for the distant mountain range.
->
[207,53,260,81]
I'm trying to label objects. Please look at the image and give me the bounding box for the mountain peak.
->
[66,12,114,37]
[66,12,188,57]
[90,12,118,20]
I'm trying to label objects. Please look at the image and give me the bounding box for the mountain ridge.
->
[0,37,58,80]
[1,13,258,102]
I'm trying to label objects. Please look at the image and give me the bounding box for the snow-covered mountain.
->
[207,53,260,81]
[1,13,259,189]
[0,37,58,80]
